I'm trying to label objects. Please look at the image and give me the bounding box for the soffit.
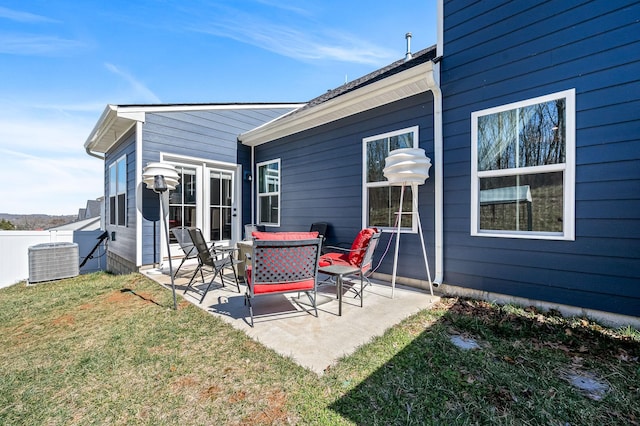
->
[239,60,434,147]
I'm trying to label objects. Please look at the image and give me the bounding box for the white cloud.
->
[0,147,103,215]
[0,6,59,23]
[0,106,103,215]
[105,63,162,104]
[0,34,87,56]
[196,19,393,65]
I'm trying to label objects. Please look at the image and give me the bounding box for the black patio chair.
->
[171,226,202,280]
[185,228,242,303]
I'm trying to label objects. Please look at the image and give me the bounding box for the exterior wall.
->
[254,92,436,280]
[105,130,137,272]
[440,0,640,316]
[139,108,296,265]
[107,250,137,275]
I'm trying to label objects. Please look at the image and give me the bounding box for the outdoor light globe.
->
[142,162,179,191]
[383,148,432,186]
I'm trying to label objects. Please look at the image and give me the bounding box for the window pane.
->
[366,138,387,183]
[259,195,278,223]
[519,98,566,167]
[258,162,279,194]
[390,132,413,151]
[222,208,231,240]
[477,110,517,171]
[222,175,232,207]
[117,158,126,193]
[210,175,221,205]
[368,186,413,228]
[183,170,196,204]
[479,172,563,232]
[117,193,126,226]
[168,167,196,235]
[210,207,221,241]
[109,196,116,225]
[109,164,116,194]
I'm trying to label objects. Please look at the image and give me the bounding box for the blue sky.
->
[0,0,436,215]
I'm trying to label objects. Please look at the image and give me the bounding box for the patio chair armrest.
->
[323,245,356,253]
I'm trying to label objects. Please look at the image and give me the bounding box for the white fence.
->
[0,230,83,288]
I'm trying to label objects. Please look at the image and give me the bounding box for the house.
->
[84,103,302,273]
[84,1,639,321]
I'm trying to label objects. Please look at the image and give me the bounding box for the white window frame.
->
[109,155,127,227]
[257,158,280,227]
[362,126,419,232]
[470,89,575,240]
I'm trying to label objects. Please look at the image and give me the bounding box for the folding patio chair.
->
[185,228,241,304]
[319,228,381,306]
[171,226,202,280]
[244,234,322,327]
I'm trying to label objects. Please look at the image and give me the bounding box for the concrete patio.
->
[143,262,439,375]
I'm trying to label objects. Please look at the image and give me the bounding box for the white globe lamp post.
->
[142,162,180,309]
[383,148,433,297]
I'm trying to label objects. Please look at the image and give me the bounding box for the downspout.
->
[426,73,444,287]
[431,0,445,286]
[251,145,255,225]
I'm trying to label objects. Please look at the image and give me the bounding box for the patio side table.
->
[318,264,360,316]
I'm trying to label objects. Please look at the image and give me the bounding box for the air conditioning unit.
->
[28,242,79,284]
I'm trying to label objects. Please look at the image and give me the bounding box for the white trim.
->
[135,121,144,267]
[85,103,303,156]
[240,61,434,146]
[362,126,420,233]
[470,88,576,240]
[256,158,281,227]
[113,103,303,114]
[159,153,241,248]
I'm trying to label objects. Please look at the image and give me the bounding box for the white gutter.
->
[433,0,444,286]
[251,145,255,225]
[426,72,444,287]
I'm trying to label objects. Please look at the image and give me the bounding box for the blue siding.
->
[255,93,436,280]
[104,130,137,264]
[441,0,640,316]
[138,107,296,265]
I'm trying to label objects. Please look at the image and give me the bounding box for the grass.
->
[1,273,638,425]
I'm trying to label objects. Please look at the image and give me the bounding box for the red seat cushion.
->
[245,266,315,294]
[252,231,319,240]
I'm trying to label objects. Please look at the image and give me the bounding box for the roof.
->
[84,103,304,158]
[239,45,438,146]
[48,216,101,231]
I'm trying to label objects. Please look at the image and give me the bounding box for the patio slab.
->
[143,264,439,375]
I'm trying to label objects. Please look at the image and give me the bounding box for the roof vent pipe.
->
[405,32,412,61]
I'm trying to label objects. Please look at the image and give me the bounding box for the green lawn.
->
[1,272,638,425]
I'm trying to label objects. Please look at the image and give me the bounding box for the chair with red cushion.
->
[244,233,322,327]
[318,228,381,306]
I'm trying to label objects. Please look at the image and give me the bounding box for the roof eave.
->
[84,105,139,158]
[239,60,435,147]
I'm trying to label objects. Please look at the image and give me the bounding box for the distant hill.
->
[0,213,77,230]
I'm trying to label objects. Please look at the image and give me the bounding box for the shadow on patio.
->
[143,261,439,375]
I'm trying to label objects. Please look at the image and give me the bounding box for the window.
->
[168,166,197,242]
[209,170,233,241]
[363,126,419,231]
[257,159,280,226]
[109,155,127,226]
[471,89,575,240]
